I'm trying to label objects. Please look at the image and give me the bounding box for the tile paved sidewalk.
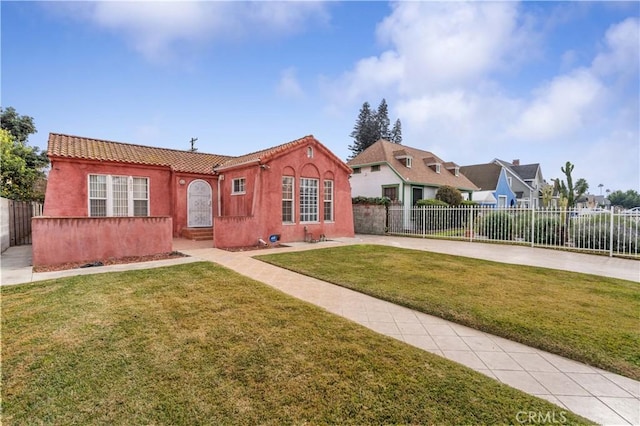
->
[2,235,639,424]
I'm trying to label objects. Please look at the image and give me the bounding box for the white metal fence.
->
[387,206,640,258]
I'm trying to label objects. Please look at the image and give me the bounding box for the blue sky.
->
[2,1,639,193]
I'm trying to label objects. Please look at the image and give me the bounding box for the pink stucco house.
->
[34,133,354,267]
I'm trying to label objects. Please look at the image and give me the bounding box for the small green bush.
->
[352,196,391,206]
[572,214,639,253]
[435,186,463,206]
[476,211,513,240]
[416,199,449,207]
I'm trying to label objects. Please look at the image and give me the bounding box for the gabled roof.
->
[459,163,502,191]
[215,135,351,174]
[348,140,478,191]
[492,158,534,190]
[48,133,351,175]
[511,163,540,181]
[493,159,541,184]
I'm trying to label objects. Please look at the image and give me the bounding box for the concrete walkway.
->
[2,236,639,425]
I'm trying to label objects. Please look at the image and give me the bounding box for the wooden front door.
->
[187,180,212,227]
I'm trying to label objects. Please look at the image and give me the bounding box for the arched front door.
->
[187,180,212,227]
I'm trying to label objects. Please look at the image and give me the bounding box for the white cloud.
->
[277,67,305,99]
[325,2,637,190]
[328,1,532,104]
[508,69,605,141]
[592,17,640,77]
[55,1,329,62]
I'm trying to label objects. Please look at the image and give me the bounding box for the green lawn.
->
[1,262,591,425]
[256,245,640,380]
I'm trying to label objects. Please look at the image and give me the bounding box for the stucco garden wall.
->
[32,216,172,267]
[352,204,386,235]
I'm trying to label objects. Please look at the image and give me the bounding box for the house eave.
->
[214,158,261,172]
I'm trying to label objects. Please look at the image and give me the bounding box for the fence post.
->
[469,206,474,242]
[609,209,614,257]
[530,207,535,248]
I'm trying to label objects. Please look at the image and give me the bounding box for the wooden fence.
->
[8,200,43,246]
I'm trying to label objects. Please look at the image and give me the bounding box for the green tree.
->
[435,185,463,206]
[0,107,48,201]
[608,190,640,209]
[555,161,588,208]
[348,98,402,159]
[348,101,377,159]
[541,183,554,208]
[1,107,37,144]
[390,118,402,144]
[376,98,391,141]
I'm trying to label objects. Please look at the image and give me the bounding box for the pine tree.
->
[348,102,377,159]
[390,118,402,144]
[348,99,402,159]
[375,98,391,141]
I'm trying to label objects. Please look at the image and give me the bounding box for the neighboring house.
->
[459,163,516,208]
[492,159,546,208]
[576,194,611,209]
[36,133,354,266]
[348,139,479,205]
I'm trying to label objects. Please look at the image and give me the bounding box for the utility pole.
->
[189,137,198,152]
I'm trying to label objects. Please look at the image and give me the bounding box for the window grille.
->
[299,178,318,222]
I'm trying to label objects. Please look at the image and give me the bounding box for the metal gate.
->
[9,200,43,246]
[187,180,212,227]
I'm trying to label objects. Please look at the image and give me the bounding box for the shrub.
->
[416,199,449,207]
[435,186,463,206]
[572,214,639,253]
[533,216,564,245]
[475,211,513,240]
[352,196,391,206]
[413,200,449,231]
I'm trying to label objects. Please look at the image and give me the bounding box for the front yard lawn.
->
[1,262,591,425]
[256,245,640,380]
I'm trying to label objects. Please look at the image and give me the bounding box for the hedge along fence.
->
[386,205,639,259]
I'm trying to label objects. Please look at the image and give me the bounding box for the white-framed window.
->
[323,180,333,222]
[406,158,412,168]
[307,147,314,158]
[383,186,398,201]
[507,176,513,187]
[454,167,460,176]
[132,177,149,216]
[498,195,507,208]
[282,176,294,223]
[232,178,246,194]
[299,178,318,222]
[89,174,149,217]
[435,164,441,174]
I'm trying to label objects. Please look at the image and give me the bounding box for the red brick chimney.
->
[512,159,520,166]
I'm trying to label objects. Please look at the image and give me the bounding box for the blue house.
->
[459,163,516,208]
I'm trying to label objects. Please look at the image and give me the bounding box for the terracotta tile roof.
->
[48,133,232,174]
[348,140,479,191]
[459,163,502,190]
[214,135,318,170]
[47,133,351,175]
